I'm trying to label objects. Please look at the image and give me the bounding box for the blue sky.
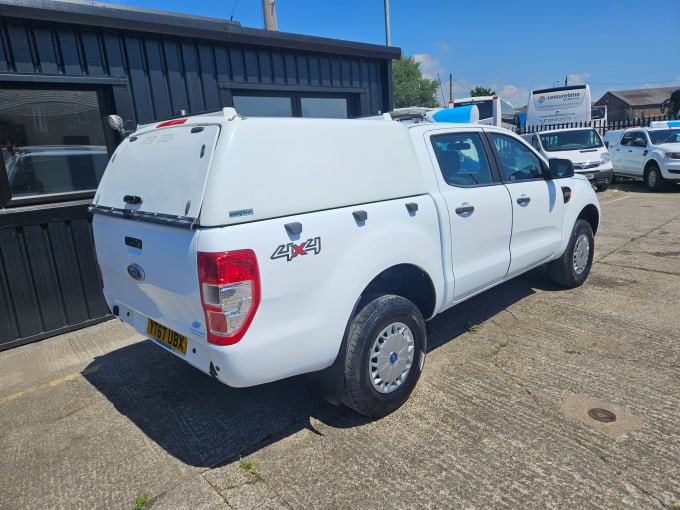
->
[97,0,680,108]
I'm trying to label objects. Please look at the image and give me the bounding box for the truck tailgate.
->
[93,214,203,345]
[91,122,220,347]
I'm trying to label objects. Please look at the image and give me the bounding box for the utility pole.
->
[263,0,277,31]
[384,0,391,46]
[448,74,454,108]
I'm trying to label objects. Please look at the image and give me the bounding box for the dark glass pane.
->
[233,95,292,117]
[300,97,348,118]
[0,88,108,198]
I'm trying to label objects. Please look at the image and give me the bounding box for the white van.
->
[522,127,613,191]
[526,84,591,129]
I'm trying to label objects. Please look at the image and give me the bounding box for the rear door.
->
[487,131,564,277]
[626,130,649,176]
[428,130,512,300]
[618,130,646,175]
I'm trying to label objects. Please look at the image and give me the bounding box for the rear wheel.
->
[645,163,665,191]
[342,294,426,418]
[548,219,594,288]
[596,183,609,192]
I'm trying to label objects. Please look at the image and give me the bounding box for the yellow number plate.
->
[146,319,188,355]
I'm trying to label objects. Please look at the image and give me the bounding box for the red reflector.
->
[156,118,188,128]
[207,311,228,334]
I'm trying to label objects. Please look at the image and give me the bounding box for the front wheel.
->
[645,163,665,192]
[342,294,426,418]
[547,219,594,288]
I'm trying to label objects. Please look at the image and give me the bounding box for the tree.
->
[470,86,495,97]
[392,57,439,108]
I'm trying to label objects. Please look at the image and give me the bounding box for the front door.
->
[487,132,564,277]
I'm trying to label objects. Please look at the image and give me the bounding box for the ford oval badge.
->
[127,263,145,281]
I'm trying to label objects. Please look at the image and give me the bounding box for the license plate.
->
[146,319,188,355]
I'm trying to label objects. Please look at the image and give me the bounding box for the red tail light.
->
[198,250,260,345]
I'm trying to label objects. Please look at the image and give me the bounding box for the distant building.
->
[595,86,677,122]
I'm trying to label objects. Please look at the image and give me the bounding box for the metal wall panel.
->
[0,208,110,350]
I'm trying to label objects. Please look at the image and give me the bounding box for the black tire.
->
[645,163,665,192]
[342,294,426,418]
[596,183,608,192]
[547,219,594,288]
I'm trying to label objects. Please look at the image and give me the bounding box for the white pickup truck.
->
[91,108,600,418]
[605,121,680,191]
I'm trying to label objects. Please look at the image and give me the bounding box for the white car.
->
[522,127,613,191]
[605,121,680,191]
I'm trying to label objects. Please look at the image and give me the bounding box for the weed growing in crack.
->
[239,457,258,476]
[134,495,148,510]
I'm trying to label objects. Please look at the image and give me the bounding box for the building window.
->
[231,91,353,118]
[233,95,293,117]
[300,97,348,118]
[0,87,109,204]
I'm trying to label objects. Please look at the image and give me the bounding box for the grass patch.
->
[467,322,478,333]
[134,495,148,510]
[239,457,258,476]
[491,340,509,355]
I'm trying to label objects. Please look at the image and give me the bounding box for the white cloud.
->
[412,53,444,80]
[567,73,591,85]
[497,85,529,109]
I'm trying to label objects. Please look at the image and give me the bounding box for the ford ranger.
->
[606,120,680,191]
[91,108,600,418]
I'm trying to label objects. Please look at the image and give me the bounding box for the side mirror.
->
[548,158,574,179]
[106,114,133,139]
[107,115,124,131]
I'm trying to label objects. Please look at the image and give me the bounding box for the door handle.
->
[516,196,531,205]
[455,205,475,215]
[123,194,143,205]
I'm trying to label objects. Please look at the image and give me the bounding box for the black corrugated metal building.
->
[0,0,401,350]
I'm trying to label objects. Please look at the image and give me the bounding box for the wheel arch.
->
[359,263,437,320]
[577,203,600,235]
[308,263,436,405]
[644,158,661,175]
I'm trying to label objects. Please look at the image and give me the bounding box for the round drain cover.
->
[588,408,617,423]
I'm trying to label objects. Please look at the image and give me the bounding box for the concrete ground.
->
[1,180,679,510]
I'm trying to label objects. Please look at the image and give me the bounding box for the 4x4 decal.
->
[271,237,321,262]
